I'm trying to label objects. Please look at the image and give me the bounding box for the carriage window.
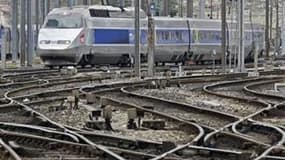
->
[89,9,110,17]
[44,14,83,29]
[175,31,183,41]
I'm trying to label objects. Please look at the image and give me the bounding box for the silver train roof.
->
[49,5,146,18]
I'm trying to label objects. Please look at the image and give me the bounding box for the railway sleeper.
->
[79,131,165,152]
[0,123,78,143]
[176,146,252,160]
[1,133,105,159]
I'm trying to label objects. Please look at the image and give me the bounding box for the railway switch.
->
[72,90,80,109]
[103,105,113,131]
[127,108,137,129]
[89,110,102,121]
[137,110,145,128]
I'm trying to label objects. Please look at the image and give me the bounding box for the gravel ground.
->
[9,80,98,98]
[133,86,262,117]
[30,99,195,144]
[109,109,195,144]
[99,91,233,129]
[30,100,89,129]
[0,110,35,124]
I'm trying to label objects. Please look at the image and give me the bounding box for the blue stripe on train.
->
[93,29,224,45]
[94,29,148,44]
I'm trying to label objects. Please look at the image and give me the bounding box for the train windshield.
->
[44,14,83,29]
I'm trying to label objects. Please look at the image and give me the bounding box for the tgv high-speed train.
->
[37,5,265,67]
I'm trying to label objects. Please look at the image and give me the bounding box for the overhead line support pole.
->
[134,0,141,77]
[266,0,270,59]
[27,0,33,67]
[163,0,169,16]
[35,0,39,49]
[147,0,155,77]
[221,0,226,73]
[187,0,193,18]
[238,0,245,72]
[282,0,285,56]
[20,0,26,67]
[199,0,206,19]
[275,0,280,54]
[11,0,18,63]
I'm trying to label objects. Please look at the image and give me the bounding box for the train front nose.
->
[37,29,83,66]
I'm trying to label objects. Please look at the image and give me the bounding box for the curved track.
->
[0,69,285,159]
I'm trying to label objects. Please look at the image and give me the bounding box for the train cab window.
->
[46,20,59,28]
[44,14,83,29]
[89,9,110,17]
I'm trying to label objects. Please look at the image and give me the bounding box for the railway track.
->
[201,75,285,158]
[0,68,285,159]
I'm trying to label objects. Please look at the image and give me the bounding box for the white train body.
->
[37,5,265,67]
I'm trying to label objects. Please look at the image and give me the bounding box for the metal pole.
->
[1,29,7,69]
[270,0,273,41]
[179,0,183,17]
[254,41,259,73]
[275,0,280,54]
[238,0,245,72]
[134,0,141,77]
[54,0,60,8]
[282,0,285,56]
[221,0,226,73]
[147,0,155,77]
[163,0,169,16]
[83,0,88,5]
[131,0,134,7]
[41,0,45,24]
[27,0,33,67]
[68,0,74,7]
[119,0,125,8]
[266,0,270,59]
[11,0,18,62]
[45,0,50,16]
[210,0,213,19]
[35,0,39,49]
[199,0,205,19]
[20,0,26,67]
[186,0,193,18]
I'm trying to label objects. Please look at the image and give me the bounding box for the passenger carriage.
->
[37,5,265,67]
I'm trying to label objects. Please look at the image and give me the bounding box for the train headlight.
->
[40,40,50,44]
[57,40,71,45]
[80,34,85,44]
